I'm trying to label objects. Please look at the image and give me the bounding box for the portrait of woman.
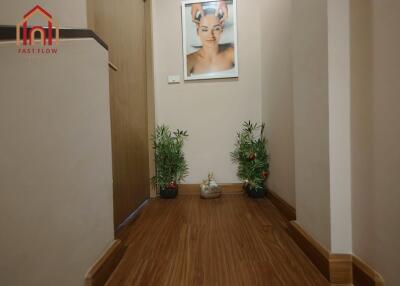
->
[182,0,239,80]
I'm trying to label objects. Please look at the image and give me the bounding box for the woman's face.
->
[197,15,223,47]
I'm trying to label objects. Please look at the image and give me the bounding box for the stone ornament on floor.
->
[200,172,221,199]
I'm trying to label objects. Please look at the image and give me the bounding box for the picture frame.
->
[181,0,239,81]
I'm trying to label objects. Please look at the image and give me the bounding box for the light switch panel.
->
[168,75,181,84]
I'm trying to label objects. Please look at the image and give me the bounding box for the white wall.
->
[292,0,331,250]
[259,0,295,207]
[351,0,400,284]
[0,39,114,286]
[152,0,262,184]
[0,0,87,28]
[327,0,352,254]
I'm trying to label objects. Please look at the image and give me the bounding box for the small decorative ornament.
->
[242,179,249,191]
[167,181,177,189]
[248,152,256,161]
[200,172,221,199]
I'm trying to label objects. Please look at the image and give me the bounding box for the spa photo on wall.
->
[181,0,239,80]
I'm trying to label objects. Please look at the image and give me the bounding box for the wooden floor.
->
[108,195,330,286]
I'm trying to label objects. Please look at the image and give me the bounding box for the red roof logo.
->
[16,5,59,46]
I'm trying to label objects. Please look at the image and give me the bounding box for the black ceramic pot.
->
[246,185,266,199]
[242,183,249,194]
[160,185,178,199]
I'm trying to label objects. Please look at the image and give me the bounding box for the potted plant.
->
[231,121,270,198]
[151,125,189,199]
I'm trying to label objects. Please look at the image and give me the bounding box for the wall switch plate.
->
[168,75,181,84]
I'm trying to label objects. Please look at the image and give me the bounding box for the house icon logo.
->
[16,5,59,54]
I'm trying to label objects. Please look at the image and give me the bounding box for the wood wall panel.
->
[145,0,157,198]
[87,0,150,228]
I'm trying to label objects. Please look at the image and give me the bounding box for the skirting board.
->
[352,255,385,286]
[266,190,296,221]
[288,221,332,281]
[179,183,243,195]
[288,221,385,285]
[85,240,126,286]
[116,199,149,232]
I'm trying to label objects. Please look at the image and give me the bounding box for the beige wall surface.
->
[0,0,87,28]
[0,39,114,286]
[292,0,331,250]
[351,0,400,284]
[152,0,262,184]
[259,0,295,207]
[350,0,374,268]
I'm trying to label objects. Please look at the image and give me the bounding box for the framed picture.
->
[181,0,239,81]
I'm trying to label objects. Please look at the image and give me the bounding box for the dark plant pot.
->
[160,185,178,199]
[246,185,266,199]
[242,183,249,194]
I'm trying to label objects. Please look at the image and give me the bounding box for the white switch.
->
[168,75,181,84]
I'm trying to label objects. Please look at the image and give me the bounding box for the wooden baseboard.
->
[266,190,296,221]
[85,240,126,286]
[352,255,385,286]
[289,221,384,285]
[330,254,353,284]
[116,199,149,233]
[179,183,243,195]
[288,221,331,281]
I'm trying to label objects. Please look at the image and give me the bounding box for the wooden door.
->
[87,0,150,229]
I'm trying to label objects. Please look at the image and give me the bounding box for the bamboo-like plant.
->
[231,121,270,190]
[151,125,189,190]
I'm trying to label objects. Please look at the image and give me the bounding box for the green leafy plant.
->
[151,125,189,189]
[231,121,270,190]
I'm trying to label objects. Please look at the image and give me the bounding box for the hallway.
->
[108,195,329,286]
[1,1,399,285]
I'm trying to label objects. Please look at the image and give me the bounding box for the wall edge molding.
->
[266,189,296,221]
[179,183,243,195]
[115,199,150,232]
[288,221,385,285]
[0,25,108,50]
[85,240,126,286]
[352,255,385,286]
[288,221,331,281]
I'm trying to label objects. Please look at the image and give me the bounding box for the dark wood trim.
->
[115,199,151,243]
[85,240,126,286]
[115,199,149,233]
[353,255,385,286]
[288,221,331,281]
[330,254,353,284]
[266,189,296,221]
[179,183,243,195]
[289,221,384,285]
[0,25,108,50]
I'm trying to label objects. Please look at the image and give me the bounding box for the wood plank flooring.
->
[108,195,330,286]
